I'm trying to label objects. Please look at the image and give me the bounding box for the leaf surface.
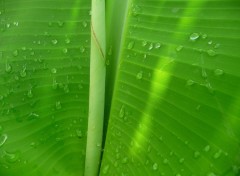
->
[101,0,240,175]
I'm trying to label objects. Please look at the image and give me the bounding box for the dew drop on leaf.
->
[65,38,71,44]
[152,163,158,170]
[80,46,85,53]
[202,33,207,39]
[82,21,87,28]
[57,21,64,27]
[179,158,185,164]
[0,134,8,147]
[207,49,216,56]
[189,33,200,41]
[202,69,208,79]
[121,157,128,164]
[4,150,21,163]
[176,45,183,52]
[163,158,168,164]
[102,164,110,174]
[51,68,57,74]
[127,41,135,49]
[51,39,58,45]
[142,40,147,47]
[119,105,125,118]
[13,50,18,57]
[213,150,222,159]
[136,71,143,80]
[148,43,153,50]
[27,89,33,98]
[207,172,216,176]
[30,142,37,148]
[76,129,83,138]
[56,101,62,110]
[132,5,141,16]
[186,79,195,86]
[52,78,58,89]
[5,63,12,73]
[194,151,200,158]
[208,40,213,45]
[214,69,224,76]
[62,48,68,54]
[204,145,211,152]
[108,46,113,56]
[214,43,220,49]
[20,66,27,77]
[155,43,161,49]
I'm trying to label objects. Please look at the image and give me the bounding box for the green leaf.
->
[101,0,240,175]
[0,0,90,175]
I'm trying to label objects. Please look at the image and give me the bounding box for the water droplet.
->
[186,79,195,86]
[163,158,168,164]
[27,89,33,98]
[51,39,58,45]
[205,82,214,94]
[4,150,20,163]
[127,41,135,49]
[155,43,161,49]
[48,22,53,27]
[51,68,57,74]
[0,134,8,147]
[202,69,208,79]
[213,150,222,159]
[204,145,210,152]
[122,157,128,164]
[142,41,147,47]
[208,40,213,45]
[56,101,62,110]
[63,85,69,93]
[136,71,143,80]
[179,158,185,164]
[207,49,216,56]
[106,59,110,66]
[80,46,85,53]
[102,165,110,174]
[119,105,125,118]
[207,172,216,176]
[78,83,83,89]
[30,142,37,148]
[214,43,220,49]
[76,129,82,138]
[52,78,58,89]
[62,48,68,54]
[202,34,207,39]
[194,151,200,158]
[5,63,12,73]
[189,33,200,41]
[176,45,183,52]
[132,5,141,16]
[148,43,153,50]
[108,46,113,56]
[57,21,64,27]
[82,21,87,28]
[147,145,151,153]
[20,66,27,77]
[65,38,71,44]
[214,69,224,76]
[176,174,181,176]
[13,50,18,57]
[152,163,158,170]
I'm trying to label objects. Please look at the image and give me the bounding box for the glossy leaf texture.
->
[0,0,90,175]
[101,0,240,175]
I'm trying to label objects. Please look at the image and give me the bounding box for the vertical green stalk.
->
[84,0,105,175]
